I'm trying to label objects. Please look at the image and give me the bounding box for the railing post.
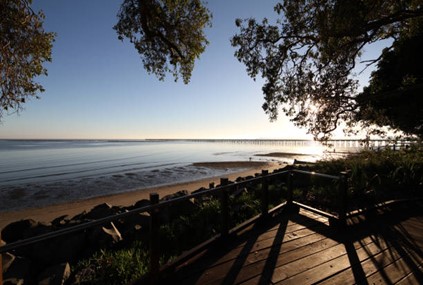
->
[149,193,160,285]
[338,172,349,224]
[220,178,230,238]
[286,171,299,213]
[261,170,269,218]
[287,171,294,205]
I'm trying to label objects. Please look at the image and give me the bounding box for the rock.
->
[37,263,71,285]
[132,199,150,210]
[30,232,86,267]
[160,191,197,223]
[1,219,38,243]
[161,190,189,201]
[191,187,212,203]
[117,213,150,238]
[102,222,122,242]
[87,222,122,249]
[235,176,245,182]
[3,278,25,285]
[2,252,16,273]
[50,215,69,227]
[233,187,248,198]
[3,255,32,283]
[70,211,87,222]
[85,203,116,220]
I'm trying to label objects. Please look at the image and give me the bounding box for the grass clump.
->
[72,241,149,284]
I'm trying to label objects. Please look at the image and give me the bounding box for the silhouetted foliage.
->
[231,0,423,140]
[357,20,423,138]
[0,0,55,119]
[114,0,212,84]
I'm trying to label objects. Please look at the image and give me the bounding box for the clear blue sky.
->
[0,1,374,140]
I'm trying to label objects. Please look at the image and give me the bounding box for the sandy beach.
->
[0,161,283,230]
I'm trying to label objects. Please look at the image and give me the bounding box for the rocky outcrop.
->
[0,169,284,283]
[0,199,148,282]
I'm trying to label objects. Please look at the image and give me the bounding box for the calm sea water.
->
[0,139,341,211]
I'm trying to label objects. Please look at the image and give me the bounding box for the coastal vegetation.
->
[68,145,423,284]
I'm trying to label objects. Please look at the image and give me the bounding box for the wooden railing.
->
[0,169,352,284]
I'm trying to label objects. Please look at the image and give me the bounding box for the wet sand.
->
[0,161,283,230]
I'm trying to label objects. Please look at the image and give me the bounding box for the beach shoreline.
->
[0,161,283,230]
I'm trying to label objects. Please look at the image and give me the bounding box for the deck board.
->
[158,203,423,285]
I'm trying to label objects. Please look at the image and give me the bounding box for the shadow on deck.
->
[158,202,423,285]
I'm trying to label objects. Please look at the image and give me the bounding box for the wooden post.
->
[220,178,230,238]
[149,193,160,285]
[286,171,299,213]
[287,171,294,205]
[209,182,215,189]
[338,172,349,223]
[261,170,269,218]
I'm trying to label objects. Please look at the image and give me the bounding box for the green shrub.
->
[73,241,149,285]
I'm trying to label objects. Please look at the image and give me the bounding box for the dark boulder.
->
[30,231,86,267]
[130,199,150,210]
[84,203,117,220]
[50,215,69,227]
[86,222,122,250]
[160,191,197,223]
[2,252,16,274]
[1,219,38,243]
[116,212,150,240]
[37,263,71,285]
[3,255,32,284]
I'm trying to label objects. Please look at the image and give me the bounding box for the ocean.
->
[0,139,349,211]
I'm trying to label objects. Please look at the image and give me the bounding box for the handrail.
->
[0,168,342,283]
[291,169,340,180]
[0,171,295,254]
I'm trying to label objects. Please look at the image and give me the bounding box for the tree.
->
[0,0,55,119]
[356,23,423,138]
[114,0,212,84]
[231,0,423,140]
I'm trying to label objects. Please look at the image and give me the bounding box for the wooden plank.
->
[366,256,423,285]
[177,234,337,285]
[270,241,354,284]
[289,226,423,285]
[315,242,400,284]
[273,237,391,285]
[224,223,327,266]
[232,237,340,285]
[395,265,423,285]
[236,213,327,249]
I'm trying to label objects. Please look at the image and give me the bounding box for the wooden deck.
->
[159,202,423,285]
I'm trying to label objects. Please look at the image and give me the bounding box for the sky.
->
[0,1,376,140]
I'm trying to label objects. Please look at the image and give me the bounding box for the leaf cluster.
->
[114,0,212,84]
[0,0,55,118]
[232,0,423,140]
